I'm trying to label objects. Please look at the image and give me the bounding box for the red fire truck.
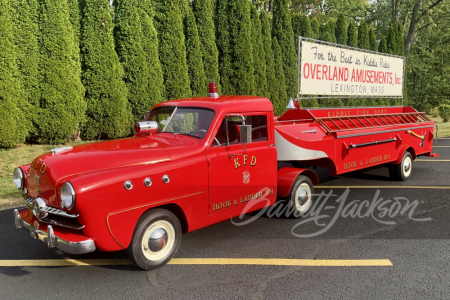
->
[12,82,438,269]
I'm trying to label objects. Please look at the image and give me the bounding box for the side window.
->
[212,115,268,147]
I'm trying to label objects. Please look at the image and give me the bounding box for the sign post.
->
[297,37,406,106]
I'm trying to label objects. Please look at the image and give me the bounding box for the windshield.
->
[147,107,215,139]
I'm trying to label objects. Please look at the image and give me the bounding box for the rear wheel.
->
[287,175,314,218]
[127,208,181,270]
[389,151,413,181]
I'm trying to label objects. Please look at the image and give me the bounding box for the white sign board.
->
[300,41,404,97]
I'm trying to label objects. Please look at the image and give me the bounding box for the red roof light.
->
[208,82,219,98]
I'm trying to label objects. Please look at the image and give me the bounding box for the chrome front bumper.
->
[14,208,96,255]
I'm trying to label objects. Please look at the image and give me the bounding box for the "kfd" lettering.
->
[234,155,257,169]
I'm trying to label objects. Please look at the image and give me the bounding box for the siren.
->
[208,82,219,98]
[286,98,296,109]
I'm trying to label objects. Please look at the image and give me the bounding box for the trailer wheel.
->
[389,151,413,181]
[127,208,182,270]
[288,175,314,218]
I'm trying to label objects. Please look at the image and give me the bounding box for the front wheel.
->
[127,208,182,270]
[389,151,413,181]
[287,175,314,218]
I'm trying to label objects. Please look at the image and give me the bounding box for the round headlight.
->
[13,168,24,189]
[61,182,76,210]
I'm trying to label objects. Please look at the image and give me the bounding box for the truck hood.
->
[27,135,191,206]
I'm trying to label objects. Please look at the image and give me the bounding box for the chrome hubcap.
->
[147,228,168,252]
[404,159,411,173]
[297,188,308,205]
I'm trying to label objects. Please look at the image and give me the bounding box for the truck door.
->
[205,113,277,219]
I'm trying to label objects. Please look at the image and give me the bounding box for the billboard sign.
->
[299,40,405,97]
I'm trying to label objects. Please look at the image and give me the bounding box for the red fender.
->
[392,145,415,164]
[277,167,319,197]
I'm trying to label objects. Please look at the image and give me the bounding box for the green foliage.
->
[357,21,370,50]
[152,0,191,100]
[193,0,220,90]
[386,25,397,55]
[328,19,337,43]
[215,0,233,95]
[396,23,404,56]
[229,0,255,95]
[438,105,450,122]
[250,5,267,98]
[319,22,333,42]
[369,28,378,52]
[347,21,357,47]
[310,17,319,39]
[13,0,39,141]
[291,12,302,53]
[272,37,288,116]
[379,36,388,53]
[260,11,278,104]
[335,14,347,45]
[180,0,207,97]
[37,0,86,144]
[80,0,131,140]
[139,0,165,106]
[0,0,28,148]
[272,0,297,98]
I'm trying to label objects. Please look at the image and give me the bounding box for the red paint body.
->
[17,96,438,252]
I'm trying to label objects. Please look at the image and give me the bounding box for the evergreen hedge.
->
[272,37,288,116]
[180,0,207,97]
[229,0,255,95]
[347,22,357,47]
[335,14,347,45]
[37,0,86,144]
[260,11,278,104]
[13,0,39,141]
[250,5,267,98]
[80,0,131,140]
[215,0,233,95]
[153,0,191,100]
[0,0,28,148]
[272,0,297,98]
[193,0,220,91]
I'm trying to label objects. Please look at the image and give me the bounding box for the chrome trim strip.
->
[26,198,79,219]
[14,210,95,255]
[50,146,73,154]
[337,125,435,139]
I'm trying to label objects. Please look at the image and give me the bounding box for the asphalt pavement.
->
[1,139,450,300]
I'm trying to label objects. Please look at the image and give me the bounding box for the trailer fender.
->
[392,145,416,164]
[277,167,319,197]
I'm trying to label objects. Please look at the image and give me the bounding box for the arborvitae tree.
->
[335,14,347,45]
[38,0,86,143]
[357,21,370,50]
[193,0,220,91]
[310,17,319,39]
[153,0,191,99]
[379,36,388,53]
[291,13,302,53]
[115,0,164,122]
[0,0,28,147]
[320,22,332,42]
[80,0,131,139]
[229,0,255,95]
[386,25,396,55]
[272,0,297,98]
[272,37,288,116]
[180,0,207,97]
[14,0,39,140]
[329,19,337,43]
[369,28,378,52]
[347,21,358,47]
[67,0,81,52]
[139,0,165,106]
[251,5,267,97]
[260,11,277,102]
[215,0,233,95]
[396,23,404,56]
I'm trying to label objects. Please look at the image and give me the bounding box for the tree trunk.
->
[404,0,423,56]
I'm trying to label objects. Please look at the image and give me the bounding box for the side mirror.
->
[239,125,252,145]
[135,121,158,135]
